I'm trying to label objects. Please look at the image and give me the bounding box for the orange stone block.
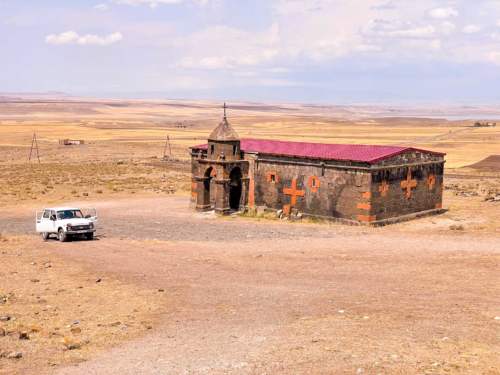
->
[357,202,371,211]
[248,177,255,208]
[357,214,376,223]
[362,191,371,199]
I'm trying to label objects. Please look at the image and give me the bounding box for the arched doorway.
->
[229,167,242,210]
[203,167,214,208]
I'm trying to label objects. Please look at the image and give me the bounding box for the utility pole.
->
[162,134,172,160]
[28,132,41,164]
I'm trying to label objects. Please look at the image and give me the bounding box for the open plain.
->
[0,97,499,374]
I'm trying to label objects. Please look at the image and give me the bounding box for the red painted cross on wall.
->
[401,168,417,199]
[283,178,305,207]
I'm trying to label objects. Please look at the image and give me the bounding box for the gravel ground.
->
[2,197,499,374]
[1,197,355,242]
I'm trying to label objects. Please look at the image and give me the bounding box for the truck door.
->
[36,210,51,232]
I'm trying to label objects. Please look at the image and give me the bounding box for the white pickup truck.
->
[36,207,97,242]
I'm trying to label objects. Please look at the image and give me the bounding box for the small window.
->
[308,176,321,192]
[233,145,237,156]
[267,171,279,183]
[43,210,50,219]
[210,144,215,154]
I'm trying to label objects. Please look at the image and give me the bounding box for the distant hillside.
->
[466,155,500,171]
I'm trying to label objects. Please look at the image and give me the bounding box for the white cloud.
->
[487,51,500,65]
[355,44,382,52]
[389,25,435,38]
[174,24,280,69]
[365,20,436,39]
[496,20,500,27]
[94,3,109,11]
[137,0,500,74]
[463,24,481,34]
[45,31,123,46]
[429,7,458,19]
[111,0,205,8]
[440,21,456,35]
[430,39,441,50]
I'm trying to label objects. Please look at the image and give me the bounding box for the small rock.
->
[66,342,81,350]
[109,321,121,327]
[0,327,5,336]
[338,310,345,314]
[70,327,81,335]
[0,315,11,322]
[494,316,500,320]
[95,278,102,283]
[19,331,30,340]
[158,289,165,292]
[6,351,23,359]
[63,337,82,350]
[30,279,40,283]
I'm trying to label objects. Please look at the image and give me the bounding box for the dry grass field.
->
[0,96,499,374]
[1,96,498,229]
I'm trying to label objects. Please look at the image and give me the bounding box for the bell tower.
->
[207,103,241,161]
[194,103,249,214]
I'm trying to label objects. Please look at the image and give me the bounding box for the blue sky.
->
[2,0,500,103]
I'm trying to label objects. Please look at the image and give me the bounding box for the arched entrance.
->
[229,167,242,210]
[203,167,214,208]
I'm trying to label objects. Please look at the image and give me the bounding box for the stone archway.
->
[199,166,214,209]
[229,167,242,210]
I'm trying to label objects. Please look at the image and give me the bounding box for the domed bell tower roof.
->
[208,103,240,141]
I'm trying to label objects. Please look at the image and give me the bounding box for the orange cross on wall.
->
[427,174,436,190]
[401,169,417,199]
[379,180,389,197]
[283,178,305,207]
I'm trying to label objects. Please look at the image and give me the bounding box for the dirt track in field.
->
[2,197,499,374]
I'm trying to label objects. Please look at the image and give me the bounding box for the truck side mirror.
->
[50,215,57,221]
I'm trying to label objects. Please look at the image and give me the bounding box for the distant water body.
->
[378,113,500,121]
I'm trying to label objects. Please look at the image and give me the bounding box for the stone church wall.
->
[191,148,445,225]
[370,162,444,221]
[252,157,372,221]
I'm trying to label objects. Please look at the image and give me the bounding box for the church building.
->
[190,105,445,226]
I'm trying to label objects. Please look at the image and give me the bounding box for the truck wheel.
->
[41,232,49,241]
[58,229,67,242]
[85,232,94,241]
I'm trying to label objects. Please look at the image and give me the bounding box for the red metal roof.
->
[192,138,445,164]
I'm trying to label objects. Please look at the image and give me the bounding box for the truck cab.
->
[36,207,97,242]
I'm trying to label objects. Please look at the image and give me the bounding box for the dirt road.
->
[2,197,499,374]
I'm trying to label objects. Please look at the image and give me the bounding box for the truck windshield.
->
[57,210,84,219]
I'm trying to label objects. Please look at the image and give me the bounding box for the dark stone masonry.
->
[190,108,445,226]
